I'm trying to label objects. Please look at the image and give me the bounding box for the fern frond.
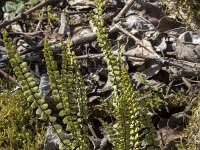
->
[60,37,89,149]
[91,0,122,100]
[91,1,159,149]
[43,37,89,149]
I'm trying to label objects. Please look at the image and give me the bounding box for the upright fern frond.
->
[43,36,89,150]
[91,0,122,101]
[91,1,159,149]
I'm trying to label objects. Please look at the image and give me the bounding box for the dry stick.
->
[51,33,97,52]
[114,24,140,43]
[0,69,18,84]
[76,54,103,59]
[0,0,63,30]
[113,0,135,22]
[65,10,90,15]
[75,53,145,61]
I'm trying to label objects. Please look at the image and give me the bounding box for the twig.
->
[76,54,103,59]
[166,80,174,96]
[114,24,140,43]
[113,0,135,22]
[27,66,40,79]
[0,0,63,30]
[65,10,90,15]
[0,69,18,85]
[51,33,97,52]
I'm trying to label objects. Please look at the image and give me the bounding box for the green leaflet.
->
[41,112,48,121]
[24,72,33,78]
[9,58,18,66]
[22,85,29,91]
[44,109,52,115]
[31,101,38,109]
[62,116,68,124]
[49,117,57,122]
[27,77,34,82]
[13,66,20,72]
[59,143,67,150]
[59,110,66,117]
[24,90,32,97]
[29,81,37,87]
[21,67,28,73]
[36,107,42,115]
[27,95,35,102]
[56,103,62,109]
[31,86,39,93]
[37,99,45,104]
[40,103,48,110]
[53,124,62,130]
[20,62,27,68]
[34,93,42,98]
[17,74,25,80]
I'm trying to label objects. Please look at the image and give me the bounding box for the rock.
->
[44,126,70,150]
[168,112,186,130]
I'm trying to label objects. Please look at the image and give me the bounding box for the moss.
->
[0,90,45,150]
[162,0,200,31]
[177,90,200,150]
[0,77,16,90]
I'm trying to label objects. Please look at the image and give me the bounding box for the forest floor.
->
[0,0,200,149]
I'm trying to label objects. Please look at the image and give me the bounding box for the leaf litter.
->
[0,0,200,149]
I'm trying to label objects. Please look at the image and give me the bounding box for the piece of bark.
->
[58,12,70,37]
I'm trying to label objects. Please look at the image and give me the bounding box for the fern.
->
[2,0,161,149]
[2,29,89,150]
[2,28,62,141]
[91,0,159,149]
[43,37,89,149]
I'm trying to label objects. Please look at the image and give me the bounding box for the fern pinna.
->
[91,0,159,149]
[2,29,89,150]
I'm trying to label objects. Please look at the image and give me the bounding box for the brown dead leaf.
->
[157,127,181,150]
[124,39,160,59]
